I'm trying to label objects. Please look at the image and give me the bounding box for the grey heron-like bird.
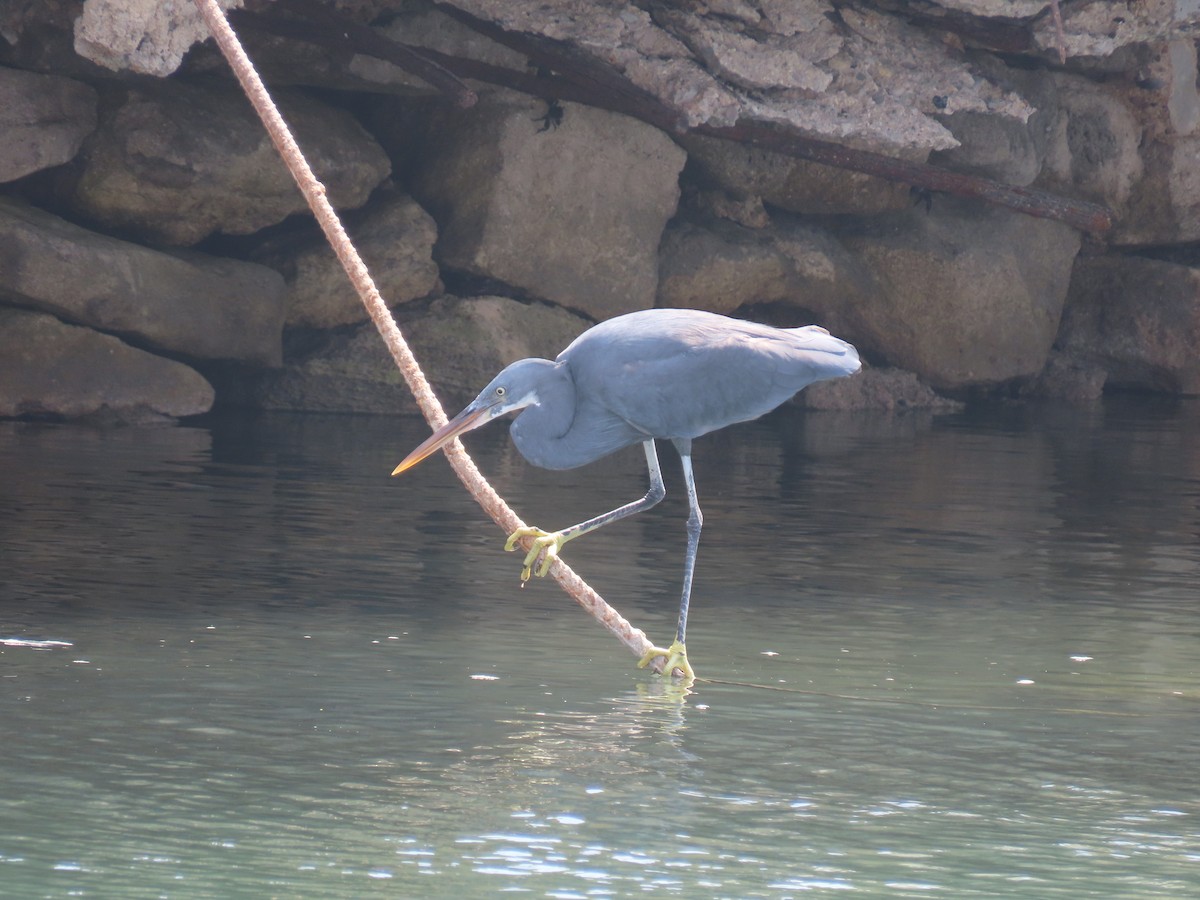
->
[392,308,860,681]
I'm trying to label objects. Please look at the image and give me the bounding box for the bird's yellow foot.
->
[504,526,568,581]
[637,639,695,682]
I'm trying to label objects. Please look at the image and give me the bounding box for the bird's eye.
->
[495,386,506,397]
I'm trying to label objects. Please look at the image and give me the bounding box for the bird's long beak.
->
[391,404,492,476]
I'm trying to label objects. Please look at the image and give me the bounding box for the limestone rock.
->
[838,199,1081,391]
[656,216,878,329]
[654,4,836,94]
[70,80,391,246]
[1110,42,1200,245]
[1057,255,1200,394]
[245,295,589,414]
[681,133,912,216]
[931,61,1058,187]
[0,308,214,421]
[73,0,241,77]
[411,94,685,319]
[1039,73,1143,211]
[0,197,285,365]
[0,67,97,182]
[256,191,440,329]
[1031,0,1200,60]
[449,0,1033,153]
[933,1,1050,15]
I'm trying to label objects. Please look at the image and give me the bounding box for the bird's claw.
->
[637,639,695,683]
[505,526,567,581]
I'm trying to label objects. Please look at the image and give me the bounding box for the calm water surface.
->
[2,400,1198,898]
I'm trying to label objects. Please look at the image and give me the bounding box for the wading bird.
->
[392,308,860,681]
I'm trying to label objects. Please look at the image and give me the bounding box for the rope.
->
[192,0,662,668]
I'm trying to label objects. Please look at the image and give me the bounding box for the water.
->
[2,400,1198,897]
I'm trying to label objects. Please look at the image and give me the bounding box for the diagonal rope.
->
[192,0,663,669]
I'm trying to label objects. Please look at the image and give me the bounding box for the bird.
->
[392,308,861,681]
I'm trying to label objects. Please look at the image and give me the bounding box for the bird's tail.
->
[788,325,862,379]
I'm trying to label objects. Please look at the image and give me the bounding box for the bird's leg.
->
[637,440,700,683]
[505,440,666,580]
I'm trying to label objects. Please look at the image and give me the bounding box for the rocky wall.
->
[2,0,1199,423]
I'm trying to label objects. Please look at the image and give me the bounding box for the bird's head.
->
[391,359,552,475]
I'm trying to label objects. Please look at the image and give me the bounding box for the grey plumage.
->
[393,308,861,680]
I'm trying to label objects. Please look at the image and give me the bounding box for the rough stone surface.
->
[837,199,1082,391]
[933,1,1050,16]
[656,216,878,329]
[57,0,1200,149]
[0,67,97,183]
[0,307,214,421]
[184,3,524,97]
[357,5,529,84]
[1119,136,1200,246]
[1020,350,1108,403]
[4,0,1200,414]
[255,191,441,329]
[655,3,836,94]
[448,0,1033,153]
[1057,255,1200,394]
[1038,73,1144,212]
[931,60,1058,187]
[411,93,685,319]
[243,296,589,414]
[70,80,391,246]
[1032,0,1200,60]
[1109,42,1200,245]
[73,0,242,77]
[799,366,964,412]
[681,133,913,215]
[0,197,285,365]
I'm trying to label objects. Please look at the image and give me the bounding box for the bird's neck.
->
[510,364,578,470]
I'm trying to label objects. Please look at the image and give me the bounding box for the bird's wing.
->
[569,321,839,440]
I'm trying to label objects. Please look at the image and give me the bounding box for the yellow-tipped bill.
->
[391,405,491,476]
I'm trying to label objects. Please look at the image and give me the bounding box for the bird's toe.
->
[637,639,695,683]
[505,527,566,581]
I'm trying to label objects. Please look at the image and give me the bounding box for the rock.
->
[356,4,529,86]
[680,133,912,215]
[1057,255,1200,394]
[686,189,772,229]
[70,80,391,246]
[930,60,1058,187]
[799,365,963,412]
[242,295,589,414]
[656,216,878,328]
[837,198,1081,391]
[0,308,214,421]
[1020,351,1108,403]
[654,4,836,94]
[401,295,589,409]
[0,197,285,365]
[1110,42,1200,245]
[410,93,685,319]
[931,1,1050,15]
[73,0,240,77]
[1038,72,1143,212]
[1031,0,1200,60]
[451,0,1032,152]
[254,190,441,329]
[0,67,97,182]
[185,2,528,99]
